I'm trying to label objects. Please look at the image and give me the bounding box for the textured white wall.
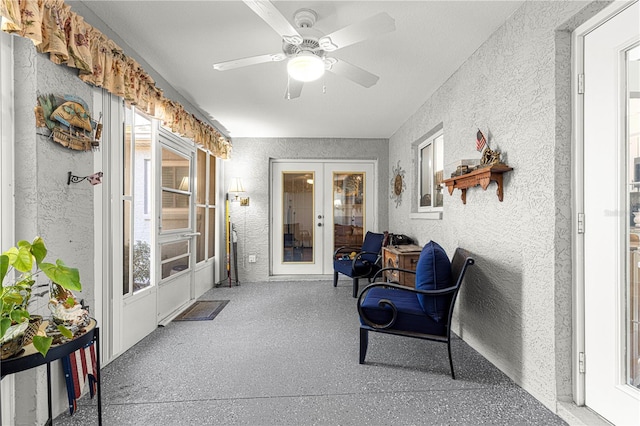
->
[12,37,96,423]
[226,137,389,283]
[388,0,610,411]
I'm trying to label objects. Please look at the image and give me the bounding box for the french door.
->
[271,160,376,275]
[580,2,640,424]
[157,130,197,323]
[117,107,198,355]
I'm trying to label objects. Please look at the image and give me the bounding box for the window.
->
[195,148,216,263]
[123,106,153,295]
[418,130,444,213]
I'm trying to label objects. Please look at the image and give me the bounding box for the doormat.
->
[174,300,229,321]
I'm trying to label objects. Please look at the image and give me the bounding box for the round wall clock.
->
[390,161,406,208]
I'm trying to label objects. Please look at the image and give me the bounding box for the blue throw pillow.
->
[415,241,452,322]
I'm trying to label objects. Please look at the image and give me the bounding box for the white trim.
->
[0,29,16,426]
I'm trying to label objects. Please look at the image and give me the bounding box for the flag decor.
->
[62,343,98,415]
[476,129,487,151]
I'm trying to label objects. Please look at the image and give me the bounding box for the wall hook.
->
[68,171,103,185]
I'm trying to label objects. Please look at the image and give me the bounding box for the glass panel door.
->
[272,162,323,275]
[271,161,377,276]
[157,131,196,322]
[583,3,640,423]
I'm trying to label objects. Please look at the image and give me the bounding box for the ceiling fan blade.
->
[213,53,285,71]
[243,0,303,45]
[318,12,395,52]
[327,59,379,88]
[285,79,304,99]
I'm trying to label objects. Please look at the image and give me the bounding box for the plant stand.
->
[1,319,102,425]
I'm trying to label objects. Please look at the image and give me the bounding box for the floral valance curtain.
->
[0,0,231,158]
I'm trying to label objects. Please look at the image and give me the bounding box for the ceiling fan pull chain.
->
[323,76,326,94]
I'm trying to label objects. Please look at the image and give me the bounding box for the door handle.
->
[181,232,201,237]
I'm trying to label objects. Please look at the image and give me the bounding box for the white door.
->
[271,160,376,275]
[582,2,640,424]
[157,130,197,323]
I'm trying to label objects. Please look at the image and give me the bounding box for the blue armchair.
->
[333,231,385,298]
[357,244,475,379]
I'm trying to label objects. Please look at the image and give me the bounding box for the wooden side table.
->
[382,244,423,287]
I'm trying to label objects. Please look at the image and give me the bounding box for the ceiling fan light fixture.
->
[287,52,325,82]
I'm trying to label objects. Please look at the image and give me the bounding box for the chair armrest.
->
[372,267,416,282]
[333,246,362,257]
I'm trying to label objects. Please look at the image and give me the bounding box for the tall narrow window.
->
[418,130,444,213]
[123,106,153,295]
[195,148,216,264]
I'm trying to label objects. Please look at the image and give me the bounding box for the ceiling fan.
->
[212,0,395,99]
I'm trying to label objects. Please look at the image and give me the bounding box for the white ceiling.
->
[69,1,523,139]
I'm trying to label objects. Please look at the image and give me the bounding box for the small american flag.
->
[476,129,487,151]
[62,343,98,415]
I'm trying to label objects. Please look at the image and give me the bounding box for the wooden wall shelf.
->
[442,164,513,204]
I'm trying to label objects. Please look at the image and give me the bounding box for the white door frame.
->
[270,159,378,276]
[0,28,16,425]
[572,0,640,408]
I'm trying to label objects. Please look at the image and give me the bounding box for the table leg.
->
[46,362,52,425]
[95,327,102,426]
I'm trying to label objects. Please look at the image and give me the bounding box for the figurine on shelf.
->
[476,128,502,167]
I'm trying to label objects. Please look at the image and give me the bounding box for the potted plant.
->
[0,236,82,358]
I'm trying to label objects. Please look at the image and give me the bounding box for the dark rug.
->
[174,300,229,321]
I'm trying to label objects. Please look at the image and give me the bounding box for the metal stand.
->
[1,320,102,425]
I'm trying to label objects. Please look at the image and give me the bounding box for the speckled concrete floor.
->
[54,280,566,425]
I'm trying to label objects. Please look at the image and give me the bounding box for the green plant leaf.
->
[2,291,24,305]
[0,254,8,283]
[57,324,73,339]
[16,240,31,250]
[40,260,81,291]
[30,237,47,265]
[0,317,11,339]
[9,309,29,323]
[10,246,34,273]
[32,335,53,357]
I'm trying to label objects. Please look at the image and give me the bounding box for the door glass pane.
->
[209,155,216,204]
[161,147,190,231]
[282,172,313,262]
[123,200,131,295]
[627,44,640,388]
[196,206,205,262]
[208,207,215,259]
[333,172,364,251]
[124,110,132,197]
[132,112,152,293]
[196,149,206,205]
[160,240,190,279]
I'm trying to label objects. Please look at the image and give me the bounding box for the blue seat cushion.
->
[360,287,447,336]
[334,258,379,278]
[415,241,452,322]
